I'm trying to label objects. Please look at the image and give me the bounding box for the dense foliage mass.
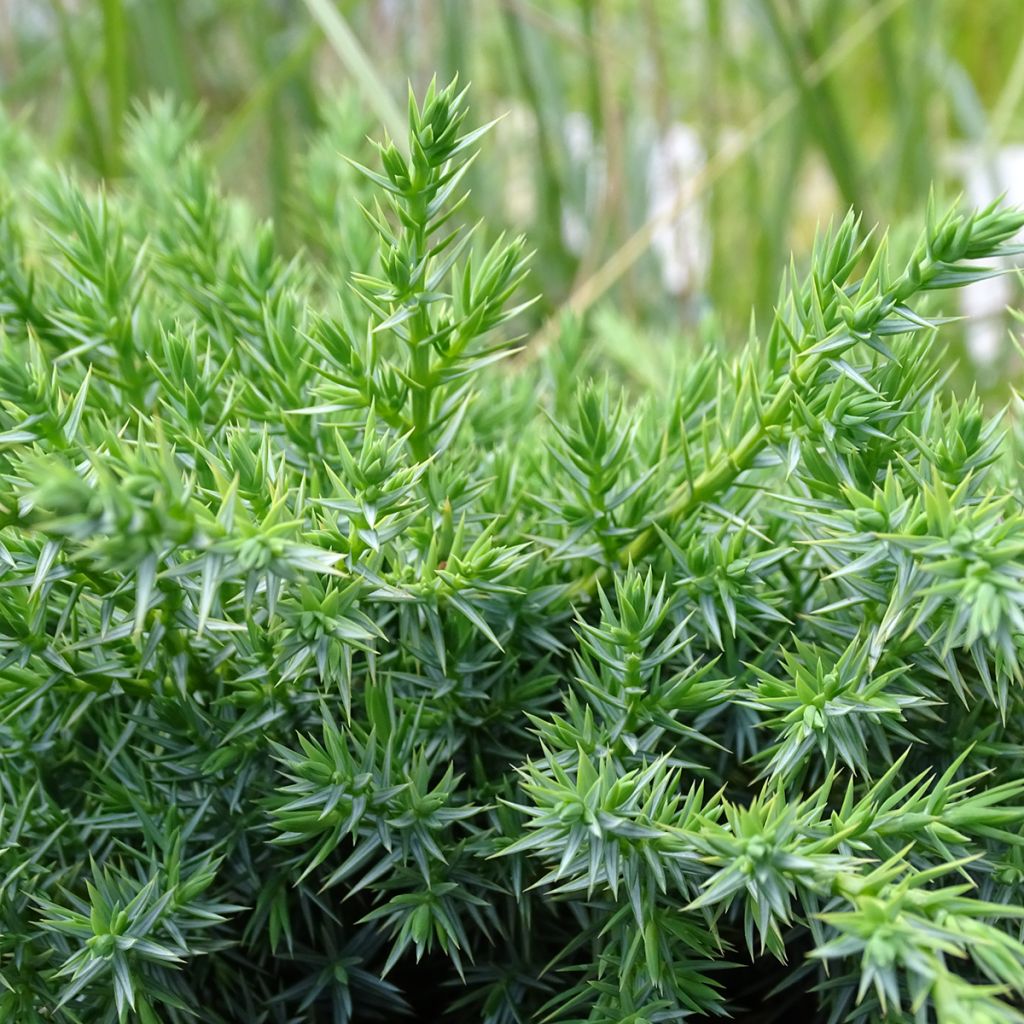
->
[3,80,1024,1023]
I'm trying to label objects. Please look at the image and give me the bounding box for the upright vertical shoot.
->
[348,77,532,462]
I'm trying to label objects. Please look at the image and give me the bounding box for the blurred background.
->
[2,0,1023,398]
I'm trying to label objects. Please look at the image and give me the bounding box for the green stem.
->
[570,254,940,600]
[501,6,573,281]
[409,326,433,462]
[406,201,434,461]
[100,0,127,176]
[759,0,874,226]
[301,0,406,148]
[49,0,109,175]
[570,379,791,599]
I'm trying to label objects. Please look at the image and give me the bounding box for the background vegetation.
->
[3,0,1024,395]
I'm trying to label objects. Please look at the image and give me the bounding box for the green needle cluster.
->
[1,79,1024,1023]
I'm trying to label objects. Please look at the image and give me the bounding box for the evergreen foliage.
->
[2,79,1024,1022]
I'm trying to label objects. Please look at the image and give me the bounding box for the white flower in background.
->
[646,123,709,296]
[954,144,1024,367]
[500,108,709,297]
[560,112,604,256]
[3,0,59,42]
[499,103,538,229]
